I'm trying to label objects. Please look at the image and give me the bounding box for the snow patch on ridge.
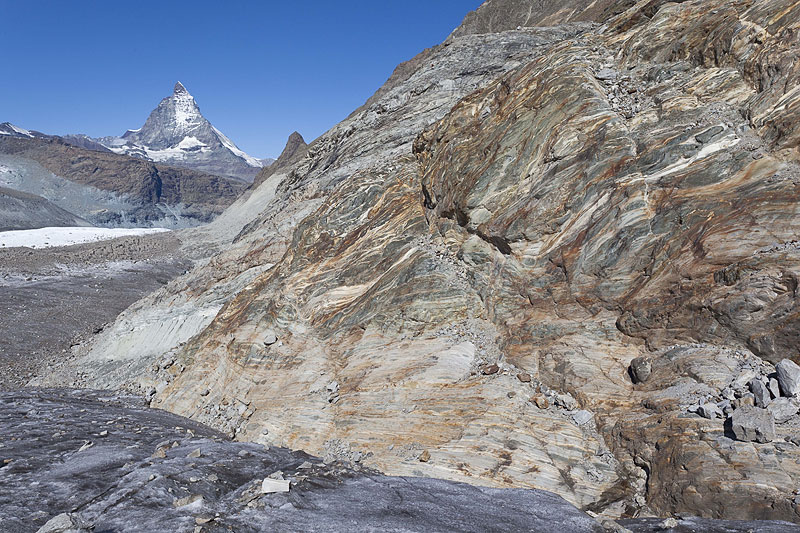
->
[212,126,263,168]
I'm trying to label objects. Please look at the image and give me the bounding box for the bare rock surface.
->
[0,388,604,533]
[618,516,800,532]
[41,0,800,524]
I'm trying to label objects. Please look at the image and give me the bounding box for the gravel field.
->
[0,232,190,389]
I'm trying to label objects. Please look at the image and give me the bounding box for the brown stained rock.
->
[532,396,550,410]
[517,372,532,383]
[481,364,499,376]
[418,450,431,463]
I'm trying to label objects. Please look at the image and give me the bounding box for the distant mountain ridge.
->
[70,83,272,182]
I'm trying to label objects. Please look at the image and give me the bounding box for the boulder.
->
[767,398,800,423]
[730,406,775,443]
[629,357,652,384]
[749,379,771,408]
[776,359,800,397]
[768,378,781,399]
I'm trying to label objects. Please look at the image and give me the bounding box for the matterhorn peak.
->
[173,81,189,95]
[97,81,267,181]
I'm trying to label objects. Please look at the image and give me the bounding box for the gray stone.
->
[730,406,776,443]
[720,387,735,401]
[629,357,652,384]
[36,513,90,533]
[659,517,679,530]
[595,68,619,81]
[262,329,278,346]
[733,370,758,390]
[572,410,594,426]
[776,359,800,397]
[768,398,800,423]
[261,477,290,493]
[749,379,772,408]
[556,393,578,411]
[734,393,755,409]
[769,378,781,399]
[718,400,733,416]
[699,403,722,420]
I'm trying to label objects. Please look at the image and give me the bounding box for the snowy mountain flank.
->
[87,82,271,182]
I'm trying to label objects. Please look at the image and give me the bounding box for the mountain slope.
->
[0,135,246,227]
[93,82,271,182]
[0,186,89,231]
[43,0,800,524]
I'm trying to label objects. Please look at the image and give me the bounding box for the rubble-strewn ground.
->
[0,233,189,389]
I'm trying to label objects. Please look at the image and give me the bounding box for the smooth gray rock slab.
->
[572,410,594,426]
[730,405,776,443]
[776,359,800,397]
[34,513,90,533]
[0,388,603,533]
[769,378,782,399]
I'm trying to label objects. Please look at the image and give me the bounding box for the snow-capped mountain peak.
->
[87,82,269,182]
[0,122,35,138]
[173,81,189,94]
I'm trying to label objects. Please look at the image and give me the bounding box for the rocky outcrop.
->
[44,0,800,524]
[252,131,307,188]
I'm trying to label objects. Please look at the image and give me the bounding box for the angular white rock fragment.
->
[572,410,594,426]
[261,477,290,493]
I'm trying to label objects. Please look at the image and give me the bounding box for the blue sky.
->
[0,1,483,158]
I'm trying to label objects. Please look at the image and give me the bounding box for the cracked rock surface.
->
[0,389,604,533]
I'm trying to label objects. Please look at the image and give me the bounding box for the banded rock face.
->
[43,0,800,523]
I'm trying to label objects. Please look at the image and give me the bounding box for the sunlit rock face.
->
[44,0,800,522]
